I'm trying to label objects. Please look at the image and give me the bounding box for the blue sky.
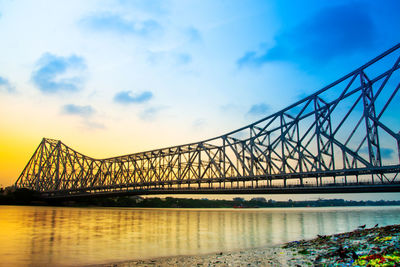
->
[0,0,399,196]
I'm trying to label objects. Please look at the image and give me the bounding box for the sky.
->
[0,0,399,200]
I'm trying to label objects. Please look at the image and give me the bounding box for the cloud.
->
[139,106,164,120]
[31,53,86,93]
[360,147,394,159]
[238,2,376,68]
[192,118,206,130]
[381,148,394,159]
[118,0,168,15]
[83,120,105,130]
[176,53,192,65]
[62,104,105,129]
[247,103,270,116]
[185,27,201,43]
[0,76,16,93]
[62,104,95,117]
[381,147,394,159]
[114,90,153,104]
[147,51,192,66]
[81,14,161,36]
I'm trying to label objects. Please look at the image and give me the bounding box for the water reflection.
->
[0,206,399,266]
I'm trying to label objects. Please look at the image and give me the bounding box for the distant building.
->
[251,197,266,202]
[128,196,144,203]
[233,197,245,202]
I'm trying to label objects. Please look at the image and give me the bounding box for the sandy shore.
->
[94,246,306,267]
[94,224,400,267]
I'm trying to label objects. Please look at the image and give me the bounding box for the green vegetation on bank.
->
[69,196,400,208]
[0,188,37,205]
[1,187,400,207]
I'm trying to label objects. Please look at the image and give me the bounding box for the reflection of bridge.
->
[16,43,400,199]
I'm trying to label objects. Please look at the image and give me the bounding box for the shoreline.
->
[91,246,295,267]
[93,224,400,267]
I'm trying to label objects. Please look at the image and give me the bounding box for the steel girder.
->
[15,43,400,196]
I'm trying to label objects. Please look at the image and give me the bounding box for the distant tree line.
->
[1,187,400,208]
[0,187,37,205]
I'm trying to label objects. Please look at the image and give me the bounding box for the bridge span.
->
[16,43,400,199]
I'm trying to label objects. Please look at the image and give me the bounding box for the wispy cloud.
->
[61,104,105,130]
[185,26,201,43]
[192,118,206,130]
[139,106,164,120]
[176,53,192,65]
[114,90,153,104]
[247,103,270,116]
[0,76,16,93]
[81,13,161,36]
[381,148,394,159]
[360,147,394,159]
[147,51,192,66]
[62,104,95,117]
[118,0,168,15]
[83,120,105,130]
[31,53,86,93]
[238,3,376,68]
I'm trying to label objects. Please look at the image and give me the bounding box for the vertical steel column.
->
[280,114,286,187]
[361,71,382,183]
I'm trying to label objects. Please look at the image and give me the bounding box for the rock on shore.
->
[284,224,400,266]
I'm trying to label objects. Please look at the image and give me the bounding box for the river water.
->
[0,205,399,266]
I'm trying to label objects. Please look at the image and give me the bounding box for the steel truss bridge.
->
[16,43,400,199]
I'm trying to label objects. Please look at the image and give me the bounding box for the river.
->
[0,205,399,266]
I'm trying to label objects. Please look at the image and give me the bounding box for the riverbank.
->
[96,224,400,266]
[3,188,400,208]
[93,247,296,267]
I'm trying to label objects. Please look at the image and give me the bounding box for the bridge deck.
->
[41,183,400,200]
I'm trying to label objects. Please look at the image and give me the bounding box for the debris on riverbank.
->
[97,224,400,266]
[284,224,400,266]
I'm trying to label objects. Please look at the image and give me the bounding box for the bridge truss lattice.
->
[16,43,400,197]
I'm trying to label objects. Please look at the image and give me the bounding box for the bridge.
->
[15,43,400,199]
